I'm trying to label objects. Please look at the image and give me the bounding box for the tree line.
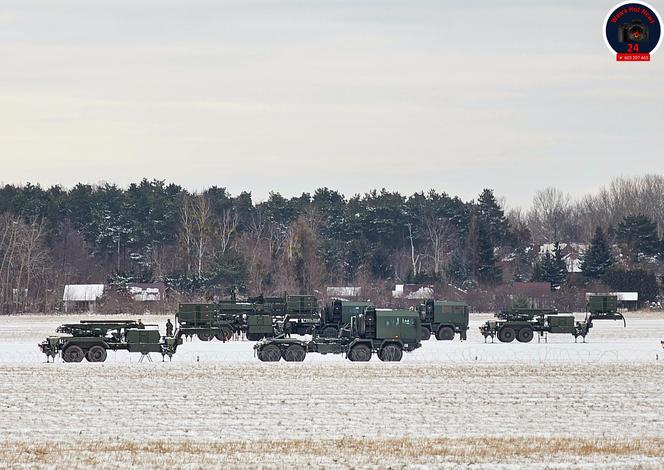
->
[0,175,663,313]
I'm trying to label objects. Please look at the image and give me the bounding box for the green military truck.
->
[317,299,374,337]
[38,320,180,362]
[417,299,469,341]
[254,308,422,362]
[479,308,592,343]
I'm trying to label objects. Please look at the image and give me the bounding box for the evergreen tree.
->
[476,224,502,284]
[615,214,660,262]
[476,188,509,246]
[551,242,568,287]
[446,250,468,284]
[581,227,614,279]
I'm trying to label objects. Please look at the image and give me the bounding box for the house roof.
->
[63,284,105,302]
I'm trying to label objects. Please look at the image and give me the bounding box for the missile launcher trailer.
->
[417,299,469,341]
[254,308,422,362]
[177,294,321,341]
[317,299,375,338]
[479,309,592,343]
[38,320,180,362]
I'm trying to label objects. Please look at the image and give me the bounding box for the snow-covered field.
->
[0,312,663,468]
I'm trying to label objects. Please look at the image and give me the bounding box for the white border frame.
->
[603,1,663,55]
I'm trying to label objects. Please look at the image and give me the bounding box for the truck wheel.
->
[498,327,516,343]
[215,326,233,342]
[62,345,85,363]
[517,327,534,343]
[321,326,338,338]
[258,344,281,362]
[283,344,306,362]
[436,327,455,341]
[379,344,403,362]
[197,332,213,342]
[421,327,431,341]
[349,344,371,362]
[295,326,309,336]
[86,345,107,363]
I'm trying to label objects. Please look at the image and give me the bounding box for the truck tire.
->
[378,344,403,362]
[62,345,85,363]
[283,344,306,362]
[197,332,213,342]
[498,327,516,343]
[436,326,455,341]
[517,327,534,343]
[86,345,107,363]
[258,344,282,362]
[421,327,431,341]
[321,326,338,338]
[348,344,371,362]
[215,326,233,342]
[295,326,309,336]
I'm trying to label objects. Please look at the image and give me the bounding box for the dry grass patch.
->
[2,436,664,469]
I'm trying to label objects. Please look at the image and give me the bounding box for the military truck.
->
[587,294,627,326]
[254,308,422,362]
[479,309,592,343]
[316,299,374,338]
[38,320,180,362]
[417,299,469,341]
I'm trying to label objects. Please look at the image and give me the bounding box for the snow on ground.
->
[0,312,663,468]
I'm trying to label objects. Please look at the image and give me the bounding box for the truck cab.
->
[417,299,469,341]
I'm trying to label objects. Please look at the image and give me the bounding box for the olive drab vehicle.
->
[254,308,422,362]
[317,299,374,338]
[417,299,469,341]
[38,320,180,362]
[586,294,627,326]
[479,308,592,343]
[176,293,320,342]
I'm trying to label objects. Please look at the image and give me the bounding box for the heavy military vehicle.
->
[38,320,180,362]
[281,294,320,336]
[254,308,421,362]
[316,299,374,337]
[417,299,469,341]
[479,309,592,343]
[177,294,320,341]
[587,294,627,326]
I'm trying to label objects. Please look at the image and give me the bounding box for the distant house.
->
[392,284,434,300]
[127,282,166,302]
[63,284,105,312]
[326,286,362,298]
[539,243,588,273]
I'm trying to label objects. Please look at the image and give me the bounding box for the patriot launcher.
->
[38,320,180,362]
[479,309,592,343]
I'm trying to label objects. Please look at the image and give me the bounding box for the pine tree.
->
[476,188,509,246]
[446,250,468,284]
[581,227,614,279]
[476,224,502,284]
[550,242,567,288]
[615,215,660,262]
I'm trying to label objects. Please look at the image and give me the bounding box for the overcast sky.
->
[1,0,663,207]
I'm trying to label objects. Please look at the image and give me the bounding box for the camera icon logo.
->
[604,2,662,61]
